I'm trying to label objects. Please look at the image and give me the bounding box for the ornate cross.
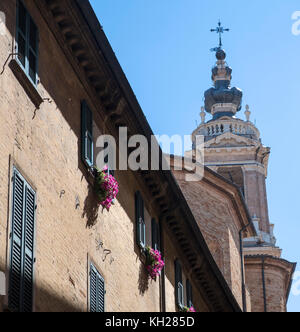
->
[211,20,230,48]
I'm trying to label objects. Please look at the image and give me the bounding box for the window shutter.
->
[175,260,184,308]
[90,264,105,312]
[104,142,114,177]
[16,1,39,84]
[151,218,160,251]
[151,218,157,250]
[186,279,193,308]
[9,169,36,312]
[81,101,94,167]
[135,191,145,248]
[23,185,35,312]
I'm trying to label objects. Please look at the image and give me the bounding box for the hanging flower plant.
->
[145,246,165,280]
[180,306,196,313]
[94,166,119,211]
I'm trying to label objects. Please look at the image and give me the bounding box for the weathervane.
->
[210,20,230,51]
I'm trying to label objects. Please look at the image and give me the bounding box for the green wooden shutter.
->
[23,185,35,312]
[135,191,145,248]
[81,101,94,168]
[186,279,193,308]
[104,142,114,177]
[175,260,184,308]
[152,218,160,251]
[16,1,39,85]
[9,168,36,312]
[90,264,105,312]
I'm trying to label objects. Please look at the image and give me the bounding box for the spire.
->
[204,21,243,120]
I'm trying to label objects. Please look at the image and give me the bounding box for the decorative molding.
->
[9,59,43,109]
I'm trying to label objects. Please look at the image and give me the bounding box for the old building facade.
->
[191,47,296,312]
[0,0,243,312]
[0,0,295,313]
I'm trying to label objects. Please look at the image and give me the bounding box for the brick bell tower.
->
[192,32,296,311]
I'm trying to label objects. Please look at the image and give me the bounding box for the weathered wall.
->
[244,170,270,233]
[163,230,210,312]
[172,170,243,309]
[0,0,165,312]
[245,257,289,312]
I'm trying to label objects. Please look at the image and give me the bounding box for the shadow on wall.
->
[138,260,149,296]
[0,264,84,312]
[82,179,100,228]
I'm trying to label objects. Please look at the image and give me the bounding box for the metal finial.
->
[210,20,230,49]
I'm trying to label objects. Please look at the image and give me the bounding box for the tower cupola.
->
[204,49,243,120]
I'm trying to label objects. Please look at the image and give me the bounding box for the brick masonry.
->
[0,0,238,313]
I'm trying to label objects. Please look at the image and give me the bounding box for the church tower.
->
[192,24,296,312]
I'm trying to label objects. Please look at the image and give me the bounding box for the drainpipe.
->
[261,257,267,312]
[239,223,251,313]
[159,219,166,312]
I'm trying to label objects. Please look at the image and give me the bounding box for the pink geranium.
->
[145,247,165,280]
[94,166,119,211]
[181,306,196,313]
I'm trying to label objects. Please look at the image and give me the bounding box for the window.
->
[104,142,114,176]
[151,218,160,251]
[135,191,158,251]
[186,280,193,308]
[81,100,94,168]
[90,264,105,312]
[16,0,39,85]
[9,168,36,312]
[175,260,184,308]
[135,191,145,248]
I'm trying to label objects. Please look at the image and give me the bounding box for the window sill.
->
[9,59,43,109]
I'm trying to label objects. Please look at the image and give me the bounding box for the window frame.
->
[81,100,94,168]
[135,191,146,249]
[175,259,184,309]
[16,0,39,86]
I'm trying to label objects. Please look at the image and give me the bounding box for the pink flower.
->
[94,166,119,211]
[145,246,165,280]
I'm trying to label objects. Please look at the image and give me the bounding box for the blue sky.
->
[90,0,300,312]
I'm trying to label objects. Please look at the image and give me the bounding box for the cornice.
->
[34,0,241,312]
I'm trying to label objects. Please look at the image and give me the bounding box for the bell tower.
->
[192,23,296,311]
[192,46,274,245]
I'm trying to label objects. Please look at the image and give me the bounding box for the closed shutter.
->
[90,264,105,312]
[135,191,145,248]
[81,101,94,167]
[151,218,160,251]
[186,279,193,308]
[9,168,36,312]
[175,260,184,308]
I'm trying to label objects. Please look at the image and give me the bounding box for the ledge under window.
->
[9,59,43,109]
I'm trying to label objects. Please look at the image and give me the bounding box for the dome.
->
[204,48,243,119]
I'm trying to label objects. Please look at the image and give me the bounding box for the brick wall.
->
[245,256,290,312]
[172,170,243,309]
[0,0,180,312]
